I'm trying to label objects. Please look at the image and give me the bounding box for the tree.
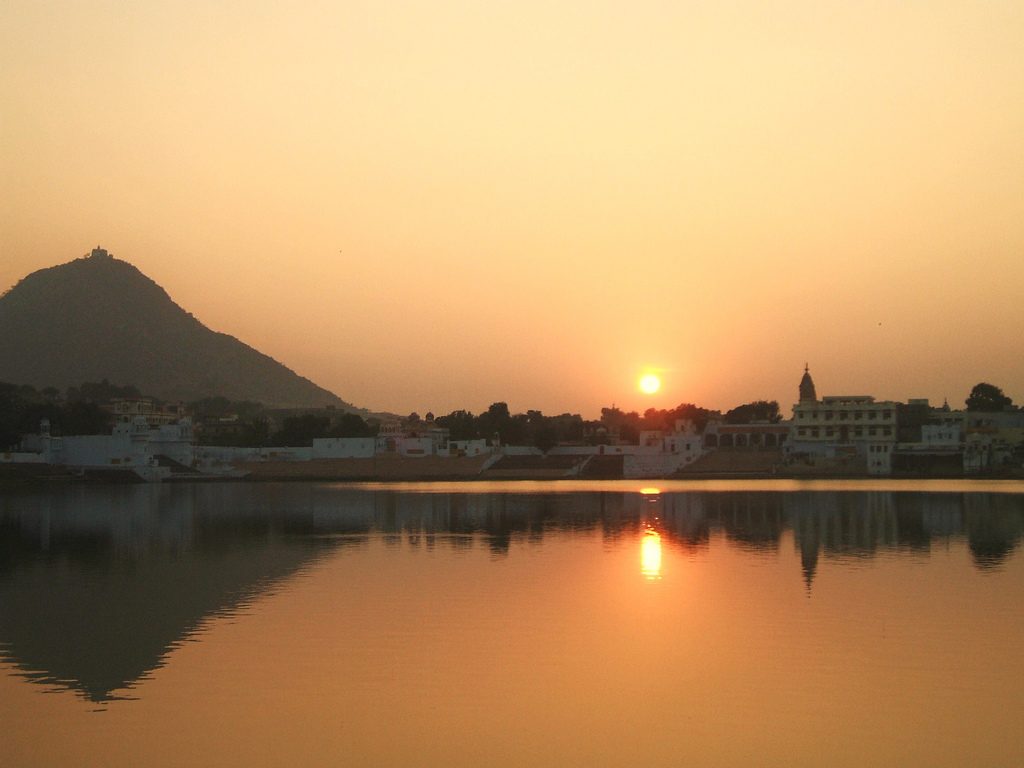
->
[0,382,34,449]
[479,402,513,443]
[435,410,478,441]
[966,383,1013,412]
[600,406,642,442]
[669,403,719,433]
[331,412,374,438]
[57,401,113,435]
[486,402,510,421]
[533,425,558,452]
[243,416,271,447]
[724,400,781,424]
[272,414,331,446]
[67,380,140,403]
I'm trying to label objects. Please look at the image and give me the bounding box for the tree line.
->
[0,379,1016,451]
[0,381,118,449]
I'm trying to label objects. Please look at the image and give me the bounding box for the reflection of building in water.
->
[658,493,711,551]
[709,492,786,551]
[2,486,1022,701]
[645,489,1022,588]
[963,494,1024,569]
[786,491,1024,587]
[788,492,899,589]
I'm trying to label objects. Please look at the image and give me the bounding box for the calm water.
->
[1,480,1023,767]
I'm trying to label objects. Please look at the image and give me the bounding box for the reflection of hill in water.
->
[1,485,1022,701]
[0,486,344,702]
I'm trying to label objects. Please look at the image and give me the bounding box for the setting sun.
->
[639,374,661,395]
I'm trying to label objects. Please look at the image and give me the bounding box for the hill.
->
[0,247,350,409]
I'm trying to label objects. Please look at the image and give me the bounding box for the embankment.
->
[236,453,495,481]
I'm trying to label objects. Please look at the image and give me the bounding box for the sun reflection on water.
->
[641,529,663,580]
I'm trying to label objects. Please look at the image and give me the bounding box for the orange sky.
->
[2,1,1022,417]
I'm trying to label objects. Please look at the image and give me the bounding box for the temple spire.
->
[799,365,817,404]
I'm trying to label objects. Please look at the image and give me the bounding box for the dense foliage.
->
[269,412,376,447]
[0,381,115,449]
[434,403,587,450]
[724,400,781,424]
[965,383,1014,412]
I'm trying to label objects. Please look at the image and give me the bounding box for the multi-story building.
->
[109,397,188,427]
[962,409,1024,473]
[787,366,898,474]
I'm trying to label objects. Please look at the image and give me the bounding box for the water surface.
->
[1,481,1023,767]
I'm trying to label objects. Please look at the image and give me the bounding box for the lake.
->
[2,480,1023,767]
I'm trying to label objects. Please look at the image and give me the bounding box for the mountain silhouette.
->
[0,247,348,408]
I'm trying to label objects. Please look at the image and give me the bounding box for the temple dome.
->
[799,365,817,403]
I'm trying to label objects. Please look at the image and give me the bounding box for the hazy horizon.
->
[3,1,1022,418]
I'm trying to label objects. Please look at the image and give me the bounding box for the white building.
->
[375,422,454,456]
[311,437,376,459]
[38,416,195,480]
[447,439,490,457]
[788,366,897,471]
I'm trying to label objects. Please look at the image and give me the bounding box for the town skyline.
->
[3,1,1023,417]
[1,247,1020,420]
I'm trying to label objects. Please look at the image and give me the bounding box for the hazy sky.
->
[2,1,1022,418]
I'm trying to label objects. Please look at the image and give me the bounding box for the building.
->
[702,420,790,449]
[787,366,898,474]
[108,397,188,427]
[889,401,964,475]
[24,416,195,480]
[375,421,467,457]
[962,409,1024,473]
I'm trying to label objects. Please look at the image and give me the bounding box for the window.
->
[869,412,877,420]
[883,427,891,436]
[840,412,848,421]
[825,411,834,421]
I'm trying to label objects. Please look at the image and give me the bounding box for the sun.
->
[639,373,661,395]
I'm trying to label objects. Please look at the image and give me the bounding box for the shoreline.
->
[4,463,1023,487]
